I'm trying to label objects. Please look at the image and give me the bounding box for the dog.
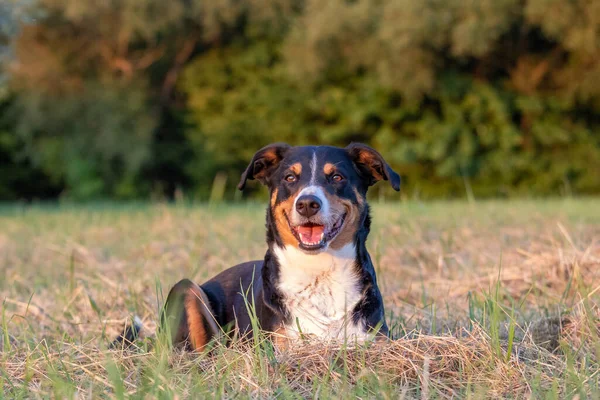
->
[157,143,400,351]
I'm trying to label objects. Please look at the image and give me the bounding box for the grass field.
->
[1,199,599,398]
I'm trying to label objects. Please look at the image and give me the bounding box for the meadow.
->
[1,199,599,398]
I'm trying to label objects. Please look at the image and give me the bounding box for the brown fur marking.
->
[262,148,277,163]
[290,163,302,175]
[357,151,384,181]
[254,148,280,181]
[272,326,293,350]
[329,194,363,250]
[353,188,365,206]
[273,193,300,247]
[323,163,335,175]
[185,293,208,351]
[184,285,219,351]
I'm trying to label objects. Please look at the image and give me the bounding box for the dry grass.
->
[1,199,599,398]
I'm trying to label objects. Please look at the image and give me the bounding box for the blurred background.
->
[0,0,599,201]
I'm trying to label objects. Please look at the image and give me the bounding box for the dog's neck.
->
[272,243,357,281]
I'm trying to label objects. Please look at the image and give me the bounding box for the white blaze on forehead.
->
[291,147,328,220]
[310,150,318,185]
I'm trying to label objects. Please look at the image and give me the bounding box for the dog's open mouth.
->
[288,214,346,250]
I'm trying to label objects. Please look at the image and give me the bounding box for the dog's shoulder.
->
[202,260,264,293]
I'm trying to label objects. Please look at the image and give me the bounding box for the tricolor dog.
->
[161,143,400,351]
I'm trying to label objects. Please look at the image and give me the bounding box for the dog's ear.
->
[238,143,291,190]
[346,143,401,191]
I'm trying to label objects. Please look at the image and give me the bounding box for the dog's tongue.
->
[297,225,325,244]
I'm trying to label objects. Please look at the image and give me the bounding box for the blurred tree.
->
[525,0,600,105]
[1,0,599,200]
[185,0,600,198]
[4,0,303,200]
[6,0,200,198]
[1,0,62,200]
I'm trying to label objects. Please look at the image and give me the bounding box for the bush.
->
[1,0,599,200]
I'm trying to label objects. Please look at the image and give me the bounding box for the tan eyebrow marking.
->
[323,163,335,175]
[290,163,302,175]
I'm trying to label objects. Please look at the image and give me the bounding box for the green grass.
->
[1,199,599,398]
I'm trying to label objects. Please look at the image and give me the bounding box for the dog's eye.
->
[331,174,344,182]
[284,174,297,183]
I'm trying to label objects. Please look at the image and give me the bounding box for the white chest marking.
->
[273,244,368,340]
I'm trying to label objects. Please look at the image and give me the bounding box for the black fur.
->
[116,143,400,349]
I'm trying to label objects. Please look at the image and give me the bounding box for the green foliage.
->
[1,0,599,199]
[12,82,155,198]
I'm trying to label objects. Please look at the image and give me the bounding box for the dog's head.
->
[238,143,400,253]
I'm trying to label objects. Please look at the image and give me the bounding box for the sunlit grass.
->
[1,199,599,398]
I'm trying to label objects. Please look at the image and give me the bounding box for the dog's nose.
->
[295,195,322,218]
